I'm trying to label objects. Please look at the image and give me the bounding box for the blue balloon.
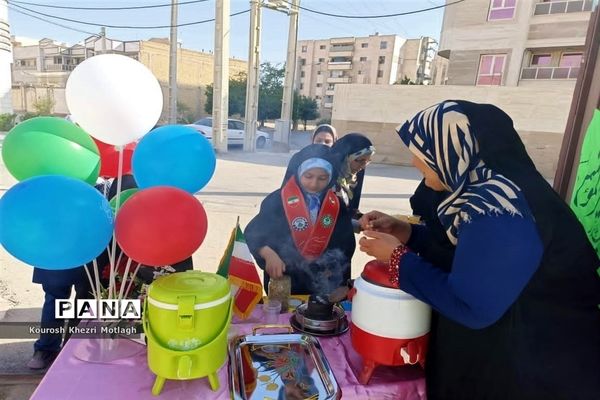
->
[132,125,216,193]
[0,175,114,270]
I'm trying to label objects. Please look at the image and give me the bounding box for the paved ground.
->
[0,134,421,399]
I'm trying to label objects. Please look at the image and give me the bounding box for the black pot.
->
[305,295,334,321]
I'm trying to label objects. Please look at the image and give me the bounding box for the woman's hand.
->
[359,211,412,242]
[359,230,403,262]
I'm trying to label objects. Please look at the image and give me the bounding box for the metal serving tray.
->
[228,326,341,400]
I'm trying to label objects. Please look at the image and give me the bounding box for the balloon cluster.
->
[0,55,216,290]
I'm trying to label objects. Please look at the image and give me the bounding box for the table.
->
[30,310,426,400]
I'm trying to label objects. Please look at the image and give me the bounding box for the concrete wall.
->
[139,40,247,119]
[12,87,67,114]
[331,84,575,178]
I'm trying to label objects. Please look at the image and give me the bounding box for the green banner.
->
[571,109,600,261]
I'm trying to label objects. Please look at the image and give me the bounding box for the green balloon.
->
[109,188,139,213]
[1,117,100,183]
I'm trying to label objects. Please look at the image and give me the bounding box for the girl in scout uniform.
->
[245,144,355,295]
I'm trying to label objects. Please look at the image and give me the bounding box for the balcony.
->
[330,37,355,45]
[44,64,76,72]
[330,45,354,52]
[326,77,352,83]
[324,102,333,109]
[520,65,580,80]
[328,61,352,70]
[534,0,593,15]
[325,89,335,96]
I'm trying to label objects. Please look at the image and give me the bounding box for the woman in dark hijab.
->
[312,124,338,147]
[245,144,355,295]
[359,100,600,399]
[331,133,375,220]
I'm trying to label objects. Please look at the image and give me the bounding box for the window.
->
[299,83,304,90]
[488,0,516,21]
[318,58,325,63]
[228,120,244,130]
[359,56,367,62]
[301,45,307,53]
[300,58,306,66]
[319,45,326,50]
[18,59,36,67]
[358,70,362,75]
[531,53,552,66]
[559,52,582,67]
[53,56,63,64]
[378,56,386,64]
[316,83,322,88]
[477,54,506,85]
[317,71,321,75]
[377,70,384,78]
[316,95,321,100]
[300,71,305,77]
[380,41,387,49]
[361,43,368,48]
[195,118,213,127]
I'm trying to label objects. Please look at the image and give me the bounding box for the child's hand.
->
[265,253,286,279]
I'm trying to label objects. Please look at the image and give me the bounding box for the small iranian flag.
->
[217,219,263,319]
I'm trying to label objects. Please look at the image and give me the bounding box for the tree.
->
[295,95,319,131]
[204,72,248,117]
[33,95,55,115]
[203,63,286,126]
[291,90,301,130]
[177,101,194,124]
[257,62,285,127]
[394,75,416,85]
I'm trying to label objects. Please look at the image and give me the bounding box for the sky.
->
[7,0,446,64]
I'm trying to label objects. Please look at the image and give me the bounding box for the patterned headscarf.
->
[397,101,531,244]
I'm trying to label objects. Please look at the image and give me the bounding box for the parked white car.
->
[186,118,272,148]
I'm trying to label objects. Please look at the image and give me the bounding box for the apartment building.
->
[11,36,247,118]
[438,0,593,88]
[296,34,437,117]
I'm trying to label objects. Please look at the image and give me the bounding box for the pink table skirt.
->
[30,310,426,400]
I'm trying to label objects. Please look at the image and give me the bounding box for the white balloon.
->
[66,54,164,146]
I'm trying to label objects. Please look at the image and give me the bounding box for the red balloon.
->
[93,138,136,177]
[115,186,207,266]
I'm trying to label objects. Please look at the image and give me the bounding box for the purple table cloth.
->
[30,310,426,400]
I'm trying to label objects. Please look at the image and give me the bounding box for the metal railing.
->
[534,0,593,15]
[329,45,354,52]
[44,64,76,72]
[520,65,580,79]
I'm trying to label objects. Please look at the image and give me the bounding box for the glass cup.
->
[263,299,282,324]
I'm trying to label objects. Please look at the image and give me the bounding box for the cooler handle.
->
[177,295,195,330]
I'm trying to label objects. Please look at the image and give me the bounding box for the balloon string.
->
[83,264,98,299]
[108,145,125,299]
[92,259,103,300]
[118,257,133,300]
[123,263,142,301]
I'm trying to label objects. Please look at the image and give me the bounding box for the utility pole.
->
[0,0,13,114]
[243,0,261,152]
[168,0,179,124]
[276,0,299,151]
[100,27,107,54]
[213,0,230,153]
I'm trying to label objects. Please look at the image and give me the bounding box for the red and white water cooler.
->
[349,261,431,384]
